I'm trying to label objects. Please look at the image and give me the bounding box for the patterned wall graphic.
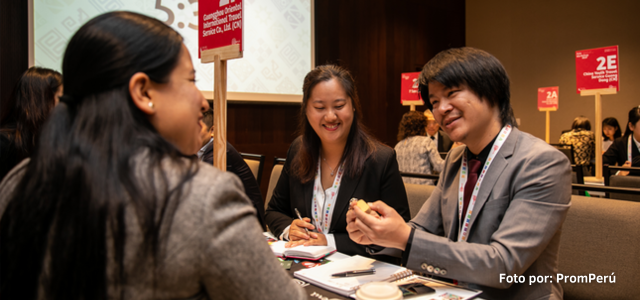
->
[34,0,311,96]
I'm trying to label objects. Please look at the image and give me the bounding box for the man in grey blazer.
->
[347,48,571,300]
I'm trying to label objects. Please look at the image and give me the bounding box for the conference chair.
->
[550,143,574,164]
[265,157,286,210]
[558,195,640,299]
[240,152,265,187]
[608,175,640,202]
[403,183,436,218]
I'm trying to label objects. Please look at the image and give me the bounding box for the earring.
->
[148,102,154,109]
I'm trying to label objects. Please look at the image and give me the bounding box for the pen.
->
[331,269,376,277]
[294,208,310,236]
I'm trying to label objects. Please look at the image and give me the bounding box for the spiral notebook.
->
[293,255,414,297]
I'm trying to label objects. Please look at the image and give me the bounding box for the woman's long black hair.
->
[291,65,378,183]
[0,11,198,299]
[624,106,640,137]
[602,117,622,141]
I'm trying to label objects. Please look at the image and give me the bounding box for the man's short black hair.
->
[419,47,517,127]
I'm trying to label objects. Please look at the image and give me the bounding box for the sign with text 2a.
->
[538,86,558,111]
[400,72,423,105]
[199,0,243,57]
[575,46,619,93]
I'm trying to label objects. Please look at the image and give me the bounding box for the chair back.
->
[609,175,640,202]
[558,195,640,299]
[240,153,265,186]
[404,183,436,218]
[265,158,286,210]
[550,143,574,164]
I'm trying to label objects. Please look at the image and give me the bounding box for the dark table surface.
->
[286,257,351,300]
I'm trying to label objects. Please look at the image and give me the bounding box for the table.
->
[583,176,606,197]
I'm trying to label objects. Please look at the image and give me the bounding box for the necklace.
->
[322,157,338,176]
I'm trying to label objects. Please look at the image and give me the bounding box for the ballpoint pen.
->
[294,207,310,236]
[331,269,376,277]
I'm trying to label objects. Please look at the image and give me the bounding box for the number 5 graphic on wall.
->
[155,0,174,26]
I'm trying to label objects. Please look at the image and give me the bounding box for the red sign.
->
[400,72,423,105]
[537,86,559,111]
[198,0,243,57]
[575,46,619,93]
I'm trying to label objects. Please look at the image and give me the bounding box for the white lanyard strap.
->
[628,135,633,164]
[312,159,344,234]
[457,125,512,242]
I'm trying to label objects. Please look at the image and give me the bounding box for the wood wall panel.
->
[314,0,465,147]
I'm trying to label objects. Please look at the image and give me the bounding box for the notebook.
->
[293,255,413,297]
[269,240,337,261]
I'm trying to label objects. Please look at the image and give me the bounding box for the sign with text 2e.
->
[400,72,423,105]
[199,0,243,57]
[537,86,559,111]
[575,46,619,93]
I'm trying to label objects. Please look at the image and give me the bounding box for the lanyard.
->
[457,125,512,242]
[312,159,344,234]
[628,135,635,164]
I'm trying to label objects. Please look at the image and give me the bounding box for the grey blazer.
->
[0,158,305,300]
[406,128,571,300]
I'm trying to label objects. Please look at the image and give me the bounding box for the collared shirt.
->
[400,132,500,264]
[197,138,213,160]
[634,135,640,153]
[428,133,439,145]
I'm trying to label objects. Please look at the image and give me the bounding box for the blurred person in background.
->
[602,117,622,152]
[0,67,62,181]
[395,110,444,185]
[603,106,640,176]
[424,109,453,152]
[559,116,595,175]
[198,107,266,229]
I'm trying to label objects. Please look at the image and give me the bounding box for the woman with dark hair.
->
[0,67,62,180]
[603,106,640,176]
[602,117,622,152]
[0,11,304,300]
[394,111,444,185]
[560,116,595,174]
[265,65,410,260]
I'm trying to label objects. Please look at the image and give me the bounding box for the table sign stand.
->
[201,44,242,171]
[402,100,423,111]
[539,108,556,143]
[580,87,617,180]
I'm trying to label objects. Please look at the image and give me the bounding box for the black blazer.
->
[201,141,266,229]
[603,135,640,175]
[265,137,410,260]
[437,130,454,153]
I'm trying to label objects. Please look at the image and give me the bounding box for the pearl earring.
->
[148,102,154,109]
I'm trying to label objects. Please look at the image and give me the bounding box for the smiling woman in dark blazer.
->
[265,65,410,260]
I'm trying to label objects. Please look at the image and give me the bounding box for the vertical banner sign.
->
[400,72,423,106]
[575,46,619,93]
[537,86,559,111]
[199,0,243,58]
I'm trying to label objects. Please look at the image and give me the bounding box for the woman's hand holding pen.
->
[289,217,314,241]
[286,231,327,247]
[286,218,328,247]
